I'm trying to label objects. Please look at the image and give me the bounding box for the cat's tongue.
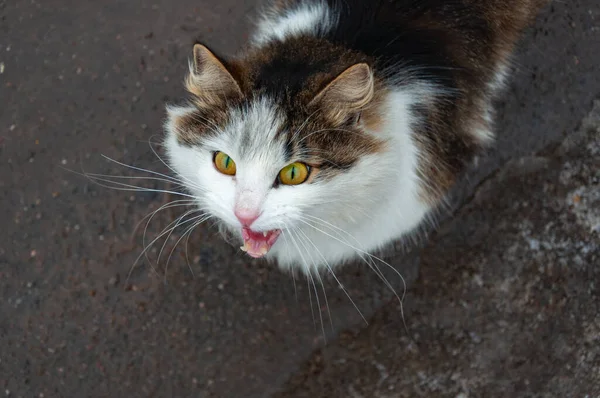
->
[240,227,281,258]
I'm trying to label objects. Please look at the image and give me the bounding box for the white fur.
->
[165,88,431,273]
[471,63,511,142]
[489,63,510,93]
[252,1,334,45]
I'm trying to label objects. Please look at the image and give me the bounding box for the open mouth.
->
[240,227,281,258]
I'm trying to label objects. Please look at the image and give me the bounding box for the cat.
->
[164,0,546,274]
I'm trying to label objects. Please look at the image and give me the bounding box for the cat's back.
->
[253,0,546,85]
[254,0,546,60]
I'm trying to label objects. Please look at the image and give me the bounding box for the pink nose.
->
[234,208,260,227]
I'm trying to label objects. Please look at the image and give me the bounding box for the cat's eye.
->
[213,151,236,176]
[278,162,309,186]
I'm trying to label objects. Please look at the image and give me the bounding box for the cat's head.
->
[164,43,389,265]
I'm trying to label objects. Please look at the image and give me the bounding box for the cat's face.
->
[165,44,386,263]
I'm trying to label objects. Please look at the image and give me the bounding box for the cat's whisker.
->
[163,214,213,284]
[296,227,366,329]
[302,215,399,308]
[307,269,326,340]
[136,200,197,231]
[156,208,201,271]
[300,215,405,300]
[139,200,198,264]
[128,214,186,283]
[127,210,207,284]
[183,222,196,278]
[284,228,318,330]
[292,228,331,338]
[83,173,198,199]
[99,154,186,185]
[148,135,195,178]
[83,172,189,188]
[278,225,299,302]
[296,217,409,333]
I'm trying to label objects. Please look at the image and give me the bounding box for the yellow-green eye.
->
[278,162,309,186]
[213,151,236,176]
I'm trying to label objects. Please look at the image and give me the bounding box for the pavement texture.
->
[0,0,599,397]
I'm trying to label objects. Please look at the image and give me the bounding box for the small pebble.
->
[61,158,67,165]
[30,250,37,258]
[9,124,15,131]
[0,62,5,74]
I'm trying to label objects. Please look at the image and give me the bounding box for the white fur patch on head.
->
[164,97,286,227]
[252,1,335,46]
[164,83,433,274]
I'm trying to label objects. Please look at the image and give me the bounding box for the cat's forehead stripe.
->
[170,105,231,147]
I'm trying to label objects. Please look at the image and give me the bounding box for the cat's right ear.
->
[309,63,375,125]
[185,44,243,107]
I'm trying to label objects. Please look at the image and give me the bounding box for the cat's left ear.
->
[309,63,374,125]
[185,43,243,108]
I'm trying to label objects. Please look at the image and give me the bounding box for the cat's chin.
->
[239,227,281,258]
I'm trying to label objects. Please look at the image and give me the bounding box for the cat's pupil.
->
[225,157,230,168]
[290,166,296,180]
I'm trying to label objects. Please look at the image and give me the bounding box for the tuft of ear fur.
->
[309,63,375,125]
[185,44,243,108]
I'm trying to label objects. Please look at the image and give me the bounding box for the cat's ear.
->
[185,44,243,107]
[310,63,374,125]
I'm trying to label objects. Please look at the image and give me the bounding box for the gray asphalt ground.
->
[1,1,599,397]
